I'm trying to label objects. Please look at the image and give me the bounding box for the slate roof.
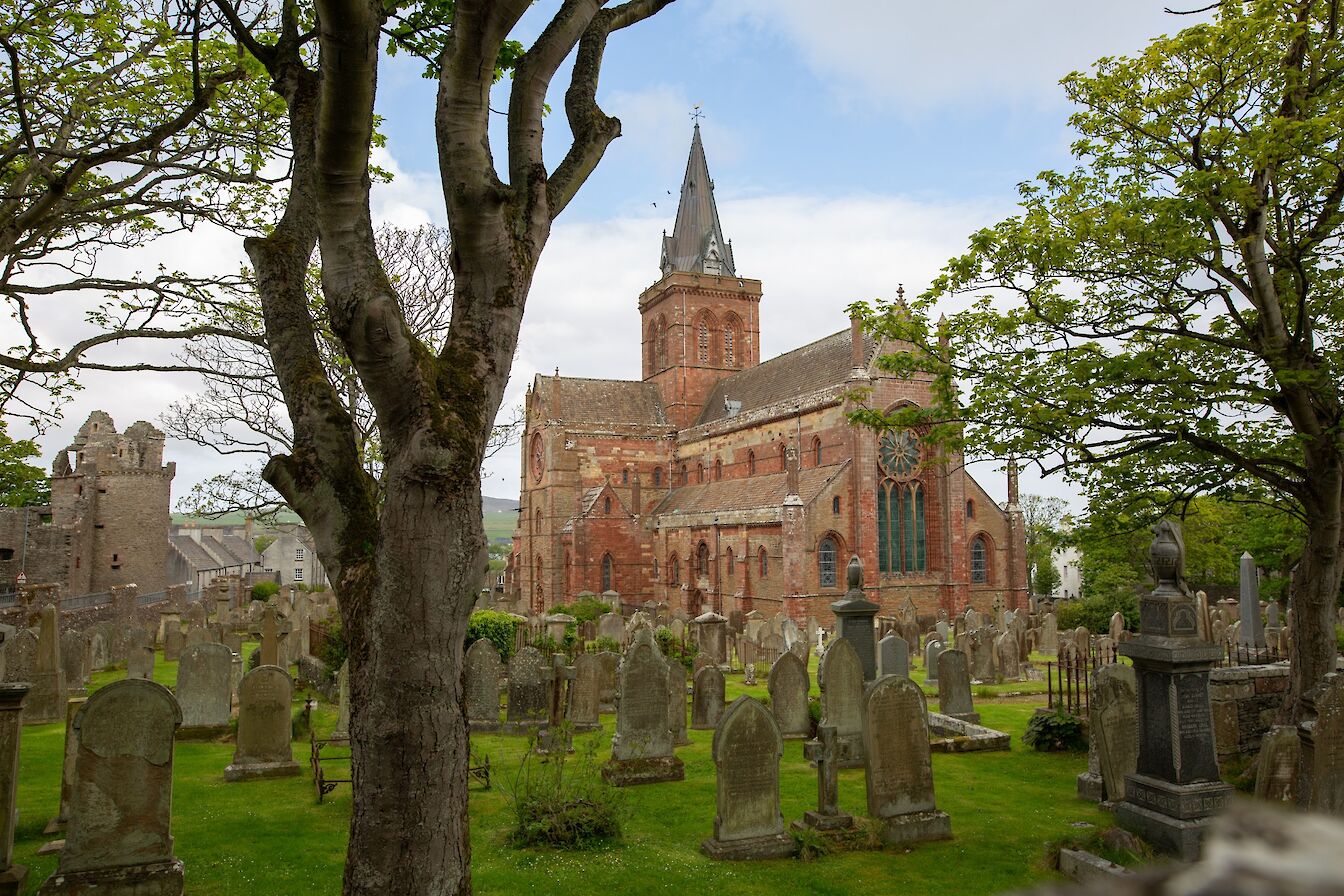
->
[654,463,849,517]
[220,535,262,565]
[695,328,876,427]
[168,535,218,569]
[534,376,669,427]
[661,124,736,277]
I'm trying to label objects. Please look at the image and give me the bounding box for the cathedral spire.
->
[661,123,736,277]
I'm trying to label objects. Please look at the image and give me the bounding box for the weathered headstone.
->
[862,675,951,845]
[995,632,1021,682]
[224,665,300,781]
[1091,664,1138,802]
[259,606,280,667]
[0,685,28,894]
[967,626,995,682]
[603,630,683,785]
[924,639,944,682]
[86,632,109,674]
[668,660,691,746]
[700,697,795,860]
[819,637,865,767]
[38,679,184,895]
[877,634,909,679]
[1039,612,1059,655]
[44,697,86,836]
[936,649,978,723]
[3,631,34,687]
[464,639,503,729]
[1297,671,1344,814]
[506,646,548,725]
[796,725,853,832]
[28,606,64,724]
[126,628,154,682]
[596,651,619,714]
[175,643,233,738]
[767,650,810,739]
[830,558,878,679]
[1108,611,1125,642]
[568,653,601,730]
[331,660,350,740]
[1254,725,1300,804]
[59,631,88,696]
[694,611,728,666]
[1237,551,1267,650]
[691,665,726,730]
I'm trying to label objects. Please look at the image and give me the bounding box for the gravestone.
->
[669,618,686,643]
[28,606,64,724]
[830,558,878,680]
[995,632,1021,682]
[1072,626,1091,658]
[175,643,233,738]
[1091,664,1138,803]
[692,654,714,677]
[693,611,728,666]
[743,611,765,644]
[780,618,802,652]
[259,606,280,667]
[1115,520,1232,861]
[184,626,211,649]
[668,661,691,746]
[596,651,619,713]
[767,650,810,739]
[1237,551,1267,650]
[162,627,185,664]
[506,646,548,725]
[603,630,683,785]
[819,637,865,767]
[877,634,909,679]
[331,660,350,740]
[739,636,758,670]
[224,666,300,781]
[691,665,726,730]
[759,633,785,665]
[37,679,183,896]
[60,631,88,696]
[568,653,601,730]
[1254,725,1300,804]
[967,627,995,682]
[464,639,502,729]
[1108,611,1125,642]
[1039,612,1059,655]
[45,697,86,836]
[596,612,625,646]
[862,675,951,845]
[924,639,944,682]
[126,628,154,682]
[700,697,795,860]
[0,685,27,894]
[2,631,34,686]
[1297,671,1344,814]
[86,632,109,674]
[796,725,853,832]
[935,620,950,645]
[936,649,979,723]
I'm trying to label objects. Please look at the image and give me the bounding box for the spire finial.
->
[690,104,704,125]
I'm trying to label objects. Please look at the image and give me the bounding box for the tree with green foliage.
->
[0,421,49,507]
[1022,494,1066,597]
[858,0,1344,720]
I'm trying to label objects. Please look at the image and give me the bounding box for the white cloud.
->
[708,1,1209,110]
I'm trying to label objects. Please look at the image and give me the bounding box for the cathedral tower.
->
[640,124,762,429]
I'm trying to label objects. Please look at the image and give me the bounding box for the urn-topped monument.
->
[830,557,879,680]
[1114,519,1231,860]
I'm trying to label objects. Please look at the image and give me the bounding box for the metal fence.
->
[1045,642,1120,716]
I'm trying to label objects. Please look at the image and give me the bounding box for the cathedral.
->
[506,126,1027,625]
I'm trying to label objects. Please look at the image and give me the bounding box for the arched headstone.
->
[224,666,299,781]
[767,651,810,740]
[700,697,794,860]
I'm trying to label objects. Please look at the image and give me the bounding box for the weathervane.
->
[690,105,704,124]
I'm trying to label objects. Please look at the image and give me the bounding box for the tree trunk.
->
[343,456,484,895]
[1284,489,1344,723]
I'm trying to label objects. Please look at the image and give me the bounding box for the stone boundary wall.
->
[1209,662,1288,769]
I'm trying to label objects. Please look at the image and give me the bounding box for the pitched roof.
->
[168,535,218,570]
[695,328,875,427]
[534,376,669,427]
[661,124,736,277]
[653,462,849,518]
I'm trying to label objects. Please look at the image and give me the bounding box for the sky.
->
[10,1,1211,511]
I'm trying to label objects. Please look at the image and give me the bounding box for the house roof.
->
[534,376,669,427]
[653,462,849,517]
[168,535,218,570]
[695,328,875,427]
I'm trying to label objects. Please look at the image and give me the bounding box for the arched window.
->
[832,495,841,514]
[698,318,710,363]
[759,546,768,577]
[645,321,657,372]
[669,553,680,584]
[818,537,838,588]
[651,558,659,581]
[533,507,541,536]
[966,499,975,518]
[747,451,756,475]
[603,496,612,514]
[656,315,668,369]
[726,547,735,577]
[601,553,615,592]
[723,325,734,367]
[698,463,705,483]
[715,458,722,480]
[622,468,629,484]
[697,542,710,578]
[653,467,662,488]
[971,536,988,584]
[680,463,688,485]
[877,480,927,574]
[813,436,823,467]
[723,313,743,368]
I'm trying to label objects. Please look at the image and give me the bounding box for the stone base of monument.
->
[176,724,230,741]
[0,863,26,896]
[223,759,302,782]
[878,809,952,846]
[601,755,684,787]
[1076,771,1104,802]
[795,810,854,832]
[534,728,574,754]
[38,858,184,896]
[700,832,796,860]
[928,713,1010,752]
[1114,773,1232,861]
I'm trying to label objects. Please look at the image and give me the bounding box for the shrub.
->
[591,636,620,654]
[503,735,624,849]
[655,627,697,671]
[467,610,521,663]
[1022,708,1087,752]
[251,580,280,602]
[247,647,261,672]
[317,619,348,676]
[1057,592,1139,635]
[549,595,611,625]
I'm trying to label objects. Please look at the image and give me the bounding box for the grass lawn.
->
[9,648,1111,895]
